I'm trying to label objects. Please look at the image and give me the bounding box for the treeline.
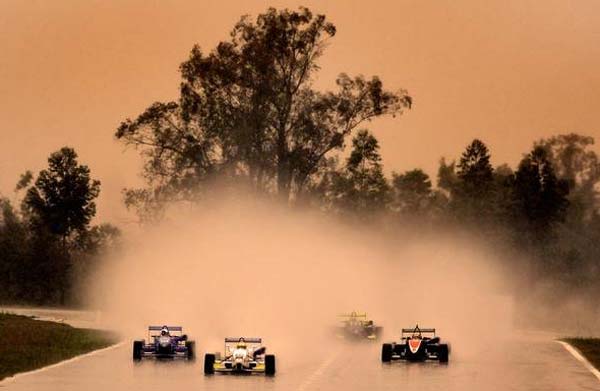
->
[0,147,119,305]
[117,7,600,302]
[314,132,600,292]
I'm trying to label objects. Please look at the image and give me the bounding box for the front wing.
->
[214,360,266,373]
[390,343,442,361]
[140,345,189,359]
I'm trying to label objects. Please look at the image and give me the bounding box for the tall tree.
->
[536,133,600,221]
[456,139,494,195]
[326,130,390,216]
[532,134,600,284]
[536,134,599,186]
[437,158,458,195]
[453,139,494,220]
[490,164,516,225]
[116,7,411,213]
[23,147,100,240]
[22,147,101,304]
[0,199,29,301]
[513,146,569,241]
[391,169,432,215]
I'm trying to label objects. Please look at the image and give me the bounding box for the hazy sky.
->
[1,0,599,224]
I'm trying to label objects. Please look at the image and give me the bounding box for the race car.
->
[204,337,275,375]
[132,325,195,361]
[336,311,382,340]
[381,325,449,363]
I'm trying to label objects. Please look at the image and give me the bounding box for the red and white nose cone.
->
[408,339,422,354]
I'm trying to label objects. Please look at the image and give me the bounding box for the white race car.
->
[204,337,275,375]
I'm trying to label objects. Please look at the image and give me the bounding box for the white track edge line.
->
[0,342,124,385]
[557,340,600,382]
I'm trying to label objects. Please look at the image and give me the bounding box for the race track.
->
[1,318,599,391]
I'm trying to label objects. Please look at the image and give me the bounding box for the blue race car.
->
[133,325,195,361]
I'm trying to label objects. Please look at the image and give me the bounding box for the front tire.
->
[185,341,196,361]
[438,344,449,363]
[204,353,215,375]
[265,354,276,375]
[381,343,393,362]
[133,340,143,361]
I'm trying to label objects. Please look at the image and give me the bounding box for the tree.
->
[437,158,458,195]
[490,164,516,225]
[513,146,569,242]
[536,134,599,187]
[74,223,121,255]
[326,130,390,216]
[530,135,600,286]
[0,198,29,301]
[23,147,100,240]
[116,7,411,213]
[451,139,495,221]
[536,133,600,221]
[115,102,216,209]
[22,147,101,304]
[456,139,494,195]
[457,139,493,181]
[391,169,432,215]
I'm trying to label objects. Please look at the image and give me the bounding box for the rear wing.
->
[148,326,183,337]
[402,328,435,333]
[401,326,435,336]
[224,337,263,353]
[149,326,183,331]
[339,312,367,318]
[225,337,262,343]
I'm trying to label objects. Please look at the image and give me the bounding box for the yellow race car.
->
[337,312,382,340]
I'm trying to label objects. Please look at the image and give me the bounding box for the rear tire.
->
[204,353,215,375]
[133,340,143,361]
[438,344,449,363]
[265,354,276,375]
[381,343,393,362]
[185,341,196,361]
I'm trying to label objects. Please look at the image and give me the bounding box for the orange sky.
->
[1,0,599,224]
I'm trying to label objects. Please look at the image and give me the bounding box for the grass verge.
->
[563,338,600,371]
[0,313,118,381]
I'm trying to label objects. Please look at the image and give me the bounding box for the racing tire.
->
[381,343,393,362]
[204,353,215,375]
[265,354,276,376]
[185,341,196,361]
[133,340,143,361]
[438,344,449,363]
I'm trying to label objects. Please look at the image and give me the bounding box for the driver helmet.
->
[160,326,169,336]
[236,337,247,349]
